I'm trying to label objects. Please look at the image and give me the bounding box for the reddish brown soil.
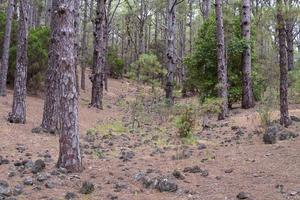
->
[0,76,299,200]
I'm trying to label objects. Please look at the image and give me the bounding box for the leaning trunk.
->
[8,0,29,124]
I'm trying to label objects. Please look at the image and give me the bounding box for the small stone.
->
[31,159,45,174]
[225,168,234,174]
[36,173,48,182]
[119,151,135,162]
[237,192,251,199]
[278,131,299,141]
[198,144,207,150]
[172,170,185,180]
[79,181,94,194]
[291,116,300,122]
[65,192,77,200]
[45,181,55,189]
[290,191,299,196]
[13,184,23,196]
[0,180,12,197]
[23,177,33,185]
[157,178,178,192]
[8,171,16,178]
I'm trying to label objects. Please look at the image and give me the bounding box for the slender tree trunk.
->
[286,20,294,71]
[188,0,193,55]
[8,0,29,124]
[165,0,177,105]
[277,0,291,127]
[44,0,52,26]
[201,0,210,20]
[215,0,228,120]
[0,0,15,96]
[241,0,255,109]
[40,0,59,132]
[103,19,109,91]
[56,0,82,172]
[90,0,106,109]
[81,0,88,90]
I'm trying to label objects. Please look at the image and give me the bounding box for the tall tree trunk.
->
[8,0,29,124]
[44,0,52,26]
[40,0,59,132]
[0,0,15,96]
[165,0,177,105]
[74,0,80,94]
[103,18,109,91]
[241,0,255,109]
[215,0,228,120]
[201,0,210,20]
[277,0,291,127]
[90,0,106,109]
[81,0,88,90]
[188,0,193,55]
[56,0,82,172]
[285,0,294,71]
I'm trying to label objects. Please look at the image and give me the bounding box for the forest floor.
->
[0,74,300,200]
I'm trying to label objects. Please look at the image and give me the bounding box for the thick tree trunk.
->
[241,0,255,109]
[41,0,59,132]
[8,0,29,124]
[0,0,15,96]
[165,0,177,105]
[90,0,106,109]
[81,0,88,90]
[277,0,291,127]
[215,0,228,120]
[74,0,80,94]
[56,0,82,172]
[285,0,294,71]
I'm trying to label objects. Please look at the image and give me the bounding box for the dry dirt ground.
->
[0,76,299,200]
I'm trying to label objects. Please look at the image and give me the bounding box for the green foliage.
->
[7,26,50,94]
[107,47,125,79]
[201,97,222,115]
[129,53,166,86]
[185,13,263,105]
[175,106,196,138]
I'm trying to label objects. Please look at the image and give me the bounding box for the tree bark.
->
[277,0,291,127]
[165,0,177,106]
[81,0,88,91]
[56,0,82,172]
[241,0,255,109]
[44,0,52,26]
[90,0,106,109]
[41,0,59,132]
[201,0,210,20]
[0,0,15,96]
[215,0,228,120]
[8,0,29,124]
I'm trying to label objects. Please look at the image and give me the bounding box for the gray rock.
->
[45,181,55,189]
[37,173,48,182]
[198,144,207,150]
[291,116,300,122]
[237,192,251,199]
[65,192,77,200]
[13,184,23,196]
[172,170,185,180]
[263,125,279,144]
[157,178,178,192]
[23,177,33,185]
[278,131,299,141]
[119,151,135,161]
[79,181,94,194]
[0,180,11,197]
[31,159,45,174]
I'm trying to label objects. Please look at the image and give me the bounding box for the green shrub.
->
[175,106,196,138]
[107,47,125,78]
